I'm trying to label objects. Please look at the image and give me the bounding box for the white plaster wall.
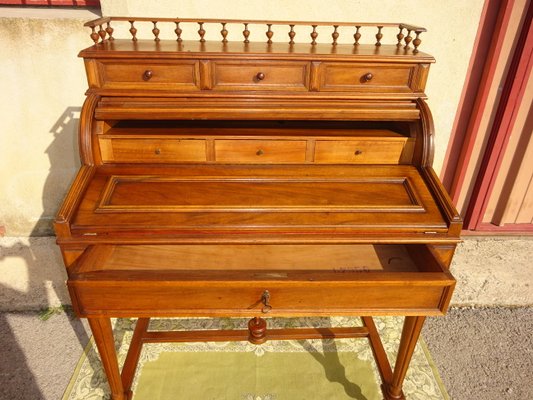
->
[0,10,100,236]
[0,1,484,236]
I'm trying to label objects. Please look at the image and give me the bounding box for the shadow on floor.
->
[0,106,91,398]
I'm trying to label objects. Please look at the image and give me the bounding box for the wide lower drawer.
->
[68,244,455,317]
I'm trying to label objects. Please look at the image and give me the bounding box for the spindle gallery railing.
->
[84,17,427,53]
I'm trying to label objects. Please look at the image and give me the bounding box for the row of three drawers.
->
[99,136,411,164]
[90,59,420,93]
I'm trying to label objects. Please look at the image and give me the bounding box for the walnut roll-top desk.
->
[55,17,461,400]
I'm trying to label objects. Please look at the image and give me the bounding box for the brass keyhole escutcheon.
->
[256,149,264,156]
[261,290,272,313]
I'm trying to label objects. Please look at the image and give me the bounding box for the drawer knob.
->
[362,72,373,82]
[256,72,266,81]
[154,148,161,155]
[143,70,153,81]
[261,290,272,313]
[354,150,363,155]
[256,149,264,156]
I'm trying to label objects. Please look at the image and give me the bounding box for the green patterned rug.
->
[62,317,449,400]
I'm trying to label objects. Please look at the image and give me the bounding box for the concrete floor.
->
[1,308,532,400]
[424,307,533,400]
[0,236,532,399]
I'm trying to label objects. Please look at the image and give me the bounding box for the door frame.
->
[442,0,533,232]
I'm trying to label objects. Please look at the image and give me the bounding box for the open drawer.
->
[68,243,455,318]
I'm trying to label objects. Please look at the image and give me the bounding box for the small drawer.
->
[314,140,406,164]
[319,63,414,92]
[97,60,200,91]
[212,61,309,91]
[215,140,307,163]
[99,138,206,163]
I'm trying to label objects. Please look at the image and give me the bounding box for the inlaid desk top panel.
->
[70,165,448,238]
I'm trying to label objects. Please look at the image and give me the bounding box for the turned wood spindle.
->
[129,21,138,42]
[413,30,422,53]
[98,25,106,41]
[248,317,267,345]
[354,25,361,45]
[105,22,114,41]
[175,22,182,42]
[243,23,250,43]
[332,25,339,45]
[152,21,160,42]
[396,27,404,47]
[375,26,383,46]
[198,22,206,42]
[266,24,273,44]
[310,25,318,45]
[288,24,296,45]
[90,26,99,44]
[221,22,228,43]
[404,29,413,49]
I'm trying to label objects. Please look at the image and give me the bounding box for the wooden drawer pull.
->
[143,70,153,81]
[154,148,161,155]
[256,149,264,156]
[256,72,266,81]
[354,149,363,155]
[261,290,272,313]
[362,72,373,82]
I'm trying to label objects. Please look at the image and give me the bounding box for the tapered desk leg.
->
[88,317,127,400]
[384,316,426,400]
[122,318,150,398]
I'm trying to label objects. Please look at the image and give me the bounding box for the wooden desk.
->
[55,17,461,400]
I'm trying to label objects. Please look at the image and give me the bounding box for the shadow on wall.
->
[31,106,82,236]
[0,107,92,398]
[490,101,533,225]
[1,106,83,309]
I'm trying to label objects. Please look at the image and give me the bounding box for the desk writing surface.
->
[71,164,448,236]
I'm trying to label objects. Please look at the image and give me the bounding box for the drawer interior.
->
[104,120,412,137]
[74,243,446,277]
